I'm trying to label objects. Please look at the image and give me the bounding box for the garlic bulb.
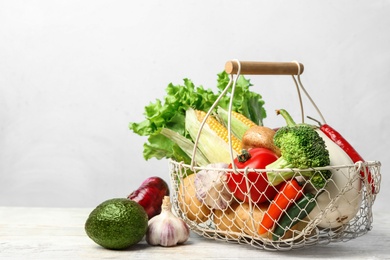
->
[194,163,232,210]
[146,196,190,247]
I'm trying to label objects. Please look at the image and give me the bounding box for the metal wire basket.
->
[168,60,382,250]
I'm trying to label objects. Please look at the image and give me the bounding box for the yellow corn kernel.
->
[231,111,257,128]
[195,110,241,154]
[216,107,258,140]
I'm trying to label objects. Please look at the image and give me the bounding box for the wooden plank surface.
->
[0,207,389,259]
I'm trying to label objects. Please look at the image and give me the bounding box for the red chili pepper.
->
[226,148,281,204]
[258,179,303,235]
[309,118,376,194]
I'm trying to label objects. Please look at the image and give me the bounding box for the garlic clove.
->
[203,175,232,210]
[194,163,232,210]
[146,196,190,247]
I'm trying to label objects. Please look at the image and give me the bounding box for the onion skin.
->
[128,176,170,219]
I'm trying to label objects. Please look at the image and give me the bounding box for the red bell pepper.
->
[226,148,282,204]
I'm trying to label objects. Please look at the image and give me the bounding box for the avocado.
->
[85,198,148,250]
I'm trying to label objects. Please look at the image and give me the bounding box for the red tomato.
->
[226,148,281,204]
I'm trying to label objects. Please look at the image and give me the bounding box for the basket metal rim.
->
[169,159,381,172]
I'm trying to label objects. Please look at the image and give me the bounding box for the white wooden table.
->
[0,207,389,259]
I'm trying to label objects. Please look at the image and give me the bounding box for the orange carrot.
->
[258,179,303,235]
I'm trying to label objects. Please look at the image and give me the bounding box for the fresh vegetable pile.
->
[128,70,376,245]
[174,108,366,242]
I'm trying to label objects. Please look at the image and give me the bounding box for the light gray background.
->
[0,1,388,212]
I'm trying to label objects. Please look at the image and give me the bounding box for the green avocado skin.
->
[85,198,148,250]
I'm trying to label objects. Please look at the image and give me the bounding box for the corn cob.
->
[185,108,241,164]
[231,110,257,127]
[216,107,258,140]
[194,110,242,154]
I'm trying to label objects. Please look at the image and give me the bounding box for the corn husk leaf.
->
[160,128,210,166]
[185,108,237,164]
[216,106,252,140]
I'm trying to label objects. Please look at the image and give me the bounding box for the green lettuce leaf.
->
[216,71,266,125]
[129,71,266,162]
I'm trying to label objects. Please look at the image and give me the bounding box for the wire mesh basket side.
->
[169,160,381,250]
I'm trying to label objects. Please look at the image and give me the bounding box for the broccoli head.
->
[273,125,330,168]
[266,109,331,189]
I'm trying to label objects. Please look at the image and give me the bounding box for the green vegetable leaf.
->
[217,71,266,125]
[129,71,266,163]
[143,132,191,164]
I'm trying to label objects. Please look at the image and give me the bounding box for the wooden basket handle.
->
[225,60,304,75]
